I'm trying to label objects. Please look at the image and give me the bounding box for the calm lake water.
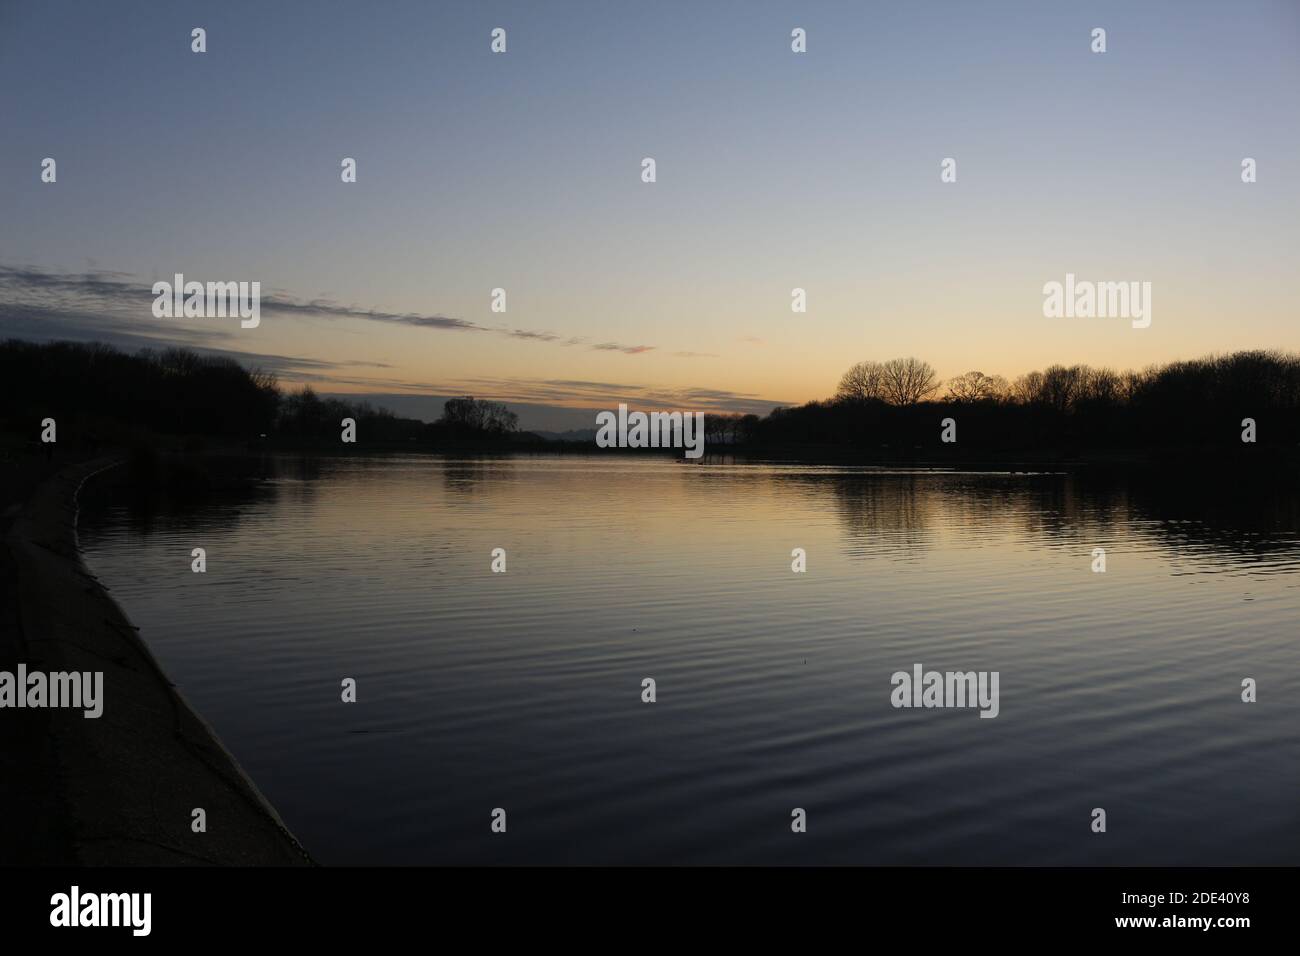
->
[79,454,1300,865]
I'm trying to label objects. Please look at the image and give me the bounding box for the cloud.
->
[0,264,666,358]
[258,292,480,331]
[505,329,564,342]
[591,342,655,354]
[0,264,776,413]
[0,300,235,350]
[0,300,398,382]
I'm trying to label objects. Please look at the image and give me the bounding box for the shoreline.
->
[110,435,1300,474]
[0,458,313,866]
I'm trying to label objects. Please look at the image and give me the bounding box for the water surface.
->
[80,455,1300,864]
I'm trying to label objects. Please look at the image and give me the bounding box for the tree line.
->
[745,352,1300,451]
[0,339,516,445]
[5,339,1298,455]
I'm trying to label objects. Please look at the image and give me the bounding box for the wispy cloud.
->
[0,300,397,381]
[591,342,655,355]
[0,264,763,412]
[0,264,698,359]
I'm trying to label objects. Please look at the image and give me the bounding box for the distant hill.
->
[531,428,598,443]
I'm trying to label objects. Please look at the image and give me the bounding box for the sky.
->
[2,0,1298,429]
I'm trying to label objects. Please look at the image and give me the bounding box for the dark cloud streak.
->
[0,265,710,359]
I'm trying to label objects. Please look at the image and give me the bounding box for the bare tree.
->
[879,357,940,405]
[1039,364,1087,413]
[944,370,1008,403]
[441,396,517,434]
[836,361,885,402]
[1080,367,1122,404]
[1012,370,1044,404]
[1117,369,1144,403]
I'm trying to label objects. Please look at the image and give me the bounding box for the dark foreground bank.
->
[0,458,311,865]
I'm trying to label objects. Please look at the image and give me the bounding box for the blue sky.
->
[3,0,1297,427]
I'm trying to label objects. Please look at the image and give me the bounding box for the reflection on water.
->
[79,455,1300,865]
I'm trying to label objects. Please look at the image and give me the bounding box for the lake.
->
[79,454,1300,865]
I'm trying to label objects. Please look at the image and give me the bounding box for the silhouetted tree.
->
[879,357,941,405]
[0,340,280,440]
[944,371,1008,403]
[836,361,886,402]
[438,397,518,437]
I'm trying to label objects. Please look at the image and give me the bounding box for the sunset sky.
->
[3,0,1297,428]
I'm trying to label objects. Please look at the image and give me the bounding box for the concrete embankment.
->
[0,458,312,865]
